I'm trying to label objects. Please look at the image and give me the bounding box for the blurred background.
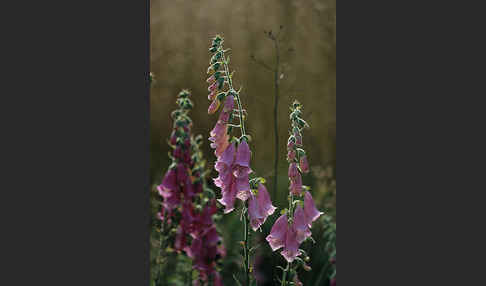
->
[150,0,335,285]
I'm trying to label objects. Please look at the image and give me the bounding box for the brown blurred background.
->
[150,0,335,186]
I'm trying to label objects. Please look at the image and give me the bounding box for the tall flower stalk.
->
[266,100,323,286]
[156,90,225,286]
[207,35,276,286]
[250,26,285,200]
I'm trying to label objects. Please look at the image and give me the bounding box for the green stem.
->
[220,40,251,286]
[243,205,251,286]
[221,48,246,137]
[281,180,295,286]
[273,39,280,200]
[281,262,290,286]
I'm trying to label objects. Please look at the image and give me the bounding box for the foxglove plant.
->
[207,35,276,286]
[266,100,323,286]
[157,90,225,286]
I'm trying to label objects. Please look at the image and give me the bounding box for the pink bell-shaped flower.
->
[293,206,312,243]
[289,172,303,195]
[304,191,323,227]
[281,224,300,263]
[248,183,276,231]
[266,214,288,251]
[300,155,309,173]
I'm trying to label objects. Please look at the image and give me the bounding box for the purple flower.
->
[208,81,218,92]
[248,183,276,231]
[214,141,253,213]
[266,214,288,251]
[206,74,216,84]
[289,171,303,195]
[208,99,220,114]
[157,168,180,211]
[158,167,177,194]
[208,89,218,101]
[288,162,299,178]
[281,224,300,263]
[294,132,302,146]
[235,140,251,167]
[304,191,323,226]
[300,155,309,173]
[293,206,312,243]
[287,149,296,161]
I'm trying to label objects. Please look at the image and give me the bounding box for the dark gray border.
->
[2,0,150,284]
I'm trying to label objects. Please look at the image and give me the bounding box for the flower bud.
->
[293,275,303,286]
[208,81,218,92]
[206,74,215,84]
[208,89,218,101]
[300,155,309,173]
[208,99,221,114]
[302,263,312,271]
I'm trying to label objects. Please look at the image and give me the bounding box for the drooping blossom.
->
[289,171,303,195]
[293,206,312,243]
[304,191,323,226]
[214,140,252,213]
[288,162,303,195]
[267,100,323,265]
[300,155,309,173]
[281,223,300,262]
[266,214,288,251]
[248,183,276,231]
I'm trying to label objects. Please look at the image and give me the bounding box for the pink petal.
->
[287,149,296,161]
[222,94,235,113]
[300,156,309,173]
[257,183,276,218]
[289,172,303,195]
[159,168,177,193]
[281,225,300,263]
[235,140,251,168]
[208,99,220,114]
[217,180,237,213]
[219,142,236,166]
[304,191,323,226]
[233,165,252,178]
[235,171,250,201]
[266,214,288,251]
[208,81,217,92]
[249,184,276,231]
[206,74,215,83]
[293,206,312,243]
[248,193,263,230]
[288,162,299,178]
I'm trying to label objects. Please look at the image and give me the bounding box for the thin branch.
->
[250,55,274,72]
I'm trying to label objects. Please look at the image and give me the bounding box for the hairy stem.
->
[243,205,251,286]
[281,262,290,286]
[222,49,246,137]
